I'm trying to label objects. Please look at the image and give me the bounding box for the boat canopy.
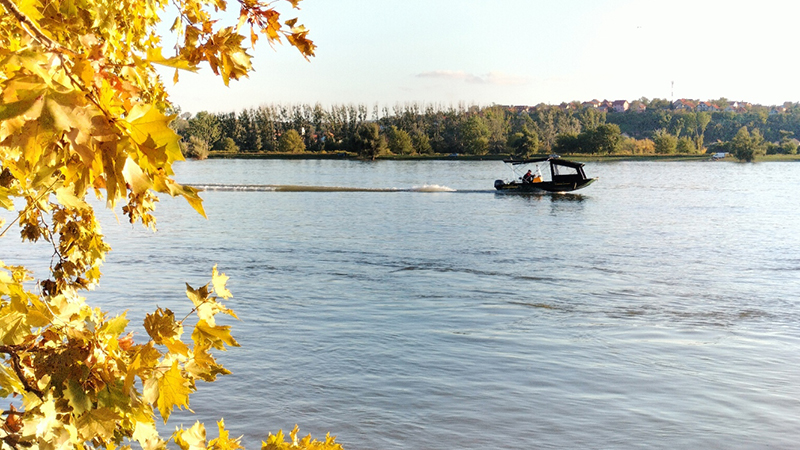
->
[502,155,586,169]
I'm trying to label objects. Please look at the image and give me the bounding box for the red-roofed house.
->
[697,101,719,112]
[673,99,696,111]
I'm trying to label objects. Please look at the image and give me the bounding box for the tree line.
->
[172,99,800,161]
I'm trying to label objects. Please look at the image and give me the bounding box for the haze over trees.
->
[177,99,800,161]
[0,0,343,448]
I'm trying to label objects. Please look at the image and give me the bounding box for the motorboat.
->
[494,155,597,193]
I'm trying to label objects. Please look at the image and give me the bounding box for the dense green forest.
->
[171,98,800,161]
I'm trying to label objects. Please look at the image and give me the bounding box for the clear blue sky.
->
[161,0,800,115]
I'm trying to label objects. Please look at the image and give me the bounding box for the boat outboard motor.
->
[494,179,505,189]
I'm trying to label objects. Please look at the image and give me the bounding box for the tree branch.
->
[0,0,73,54]
[0,345,44,399]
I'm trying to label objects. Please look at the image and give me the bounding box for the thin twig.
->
[0,176,61,240]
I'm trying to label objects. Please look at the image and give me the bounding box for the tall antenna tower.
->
[671,81,674,102]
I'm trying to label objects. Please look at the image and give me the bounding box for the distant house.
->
[582,99,601,109]
[724,101,749,113]
[612,100,629,113]
[632,102,647,113]
[696,101,719,112]
[673,99,696,111]
[500,105,529,113]
[770,106,787,115]
[725,103,741,113]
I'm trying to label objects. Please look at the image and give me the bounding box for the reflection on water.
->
[72,160,800,450]
[550,192,586,202]
[500,191,587,202]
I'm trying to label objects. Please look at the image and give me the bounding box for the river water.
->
[8,159,800,449]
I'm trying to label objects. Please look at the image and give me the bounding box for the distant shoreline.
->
[203,152,800,162]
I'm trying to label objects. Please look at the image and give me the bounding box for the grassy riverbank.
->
[205,151,800,162]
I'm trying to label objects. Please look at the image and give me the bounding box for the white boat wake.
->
[410,184,457,192]
[189,183,465,193]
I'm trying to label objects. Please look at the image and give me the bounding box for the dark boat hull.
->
[494,178,597,193]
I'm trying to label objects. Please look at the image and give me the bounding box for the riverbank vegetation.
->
[174,100,800,162]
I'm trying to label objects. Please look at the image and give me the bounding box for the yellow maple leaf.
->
[0,363,26,396]
[124,342,162,392]
[145,47,199,72]
[155,361,192,422]
[99,313,129,337]
[143,308,182,345]
[122,157,154,195]
[0,311,28,345]
[132,419,164,450]
[192,319,239,350]
[32,396,61,440]
[209,419,243,450]
[125,104,184,166]
[185,342,231,382]
[212,265,232,299]
[174,421,206,450]
[15,0,45,21]
[55,185,90,210]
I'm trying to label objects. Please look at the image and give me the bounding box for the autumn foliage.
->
[0,0,340,447]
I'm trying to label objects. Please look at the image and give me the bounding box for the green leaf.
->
[76,407,120,441]
[65,379,91,415]
[0,94,44,122]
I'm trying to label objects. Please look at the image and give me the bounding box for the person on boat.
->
[522,170,534,183]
